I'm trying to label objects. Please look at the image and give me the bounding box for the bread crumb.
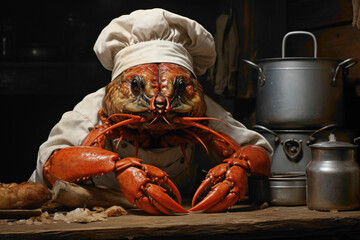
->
[7,211,51,225]
[105,205,127,216]
[53,208,107,223]
[93,206,105,212]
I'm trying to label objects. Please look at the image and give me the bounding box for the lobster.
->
[43,63,270,215]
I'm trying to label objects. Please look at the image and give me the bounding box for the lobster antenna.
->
[182,128,208,154]
[89,117,144,146]
[174,117,237,151]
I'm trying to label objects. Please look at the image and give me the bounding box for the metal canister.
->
[306,134,360,211]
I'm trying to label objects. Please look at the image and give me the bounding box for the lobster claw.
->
[135,183,188,215]
[190,162,248,213]
[190,145,270,213]
[115,157,188,215]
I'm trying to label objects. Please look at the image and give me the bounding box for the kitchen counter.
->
[1,203,360,240]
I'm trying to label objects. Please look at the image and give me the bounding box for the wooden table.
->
[1,204,360,240]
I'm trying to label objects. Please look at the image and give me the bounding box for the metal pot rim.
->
[255,57,342,63]
[309,143,358,149]
[270,173,306,180]
[256,129,320,133]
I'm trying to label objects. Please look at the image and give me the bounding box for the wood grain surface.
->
[1,204,360,240]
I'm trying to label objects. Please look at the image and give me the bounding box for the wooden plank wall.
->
[285,0,360,129]
[286,0,360,78]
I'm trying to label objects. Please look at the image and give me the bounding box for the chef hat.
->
[94,8,216,80]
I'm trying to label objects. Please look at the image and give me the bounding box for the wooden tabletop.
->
[1,204,360,240]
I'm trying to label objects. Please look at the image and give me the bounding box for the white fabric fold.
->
[93,8,216,79]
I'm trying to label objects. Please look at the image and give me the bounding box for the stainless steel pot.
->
[307,135,360,211]
[269,174,307,206]
[245,31,357,129]
[248,173,307,206]
[253,124,339,174]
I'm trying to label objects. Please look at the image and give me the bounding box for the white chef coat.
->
[29,87,273,194]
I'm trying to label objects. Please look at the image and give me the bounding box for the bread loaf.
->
[0,182,50,209]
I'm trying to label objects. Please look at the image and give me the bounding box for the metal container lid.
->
[310,133,357,149]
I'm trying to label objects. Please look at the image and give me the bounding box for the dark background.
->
[1,0,359,183]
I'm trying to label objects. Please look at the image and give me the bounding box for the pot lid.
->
[310,133,357,149]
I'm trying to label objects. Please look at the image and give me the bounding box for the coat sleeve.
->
[28,88,105,186]
[204,95,273,158]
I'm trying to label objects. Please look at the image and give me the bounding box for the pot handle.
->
[306,124,337,146]
[243,59,266,86]
[281,138,303,162]
[253,125,281,144]
[253,125,302,162]
[282,31,317,58]
[332,58,358,86]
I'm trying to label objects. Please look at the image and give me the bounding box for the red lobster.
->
[43,63,270,215]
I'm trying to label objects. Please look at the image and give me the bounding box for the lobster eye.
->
[174,77,187,92]
[131,76,144,94]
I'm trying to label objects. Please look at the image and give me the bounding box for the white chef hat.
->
[93,8,216,80]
